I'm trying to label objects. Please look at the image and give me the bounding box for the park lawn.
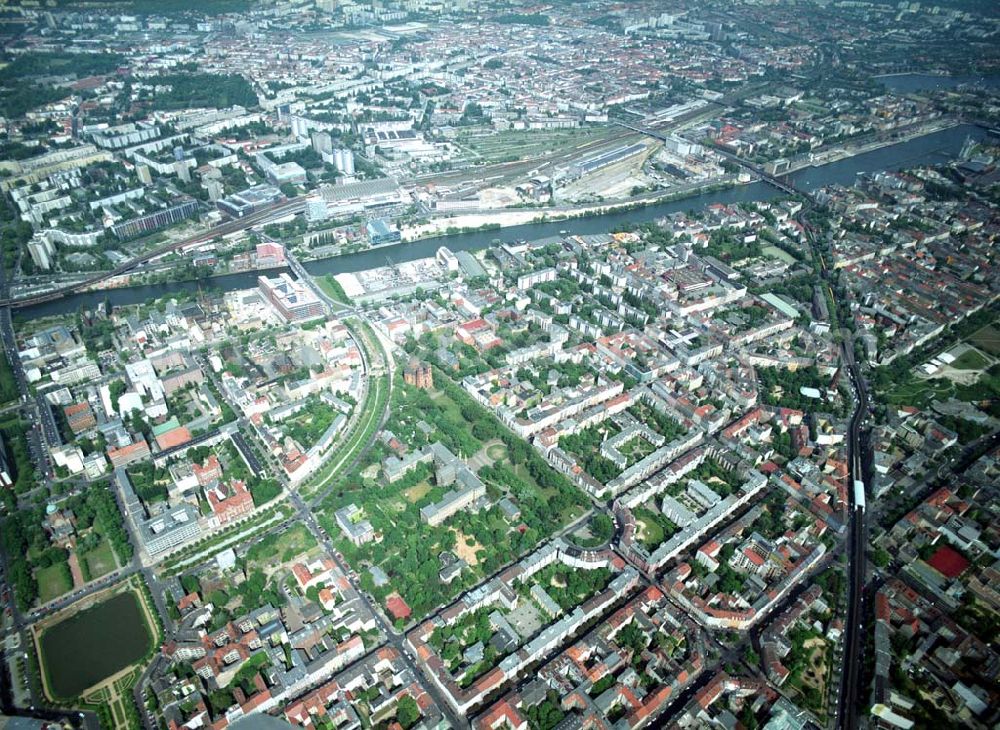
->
[969,324,1000,357]
[954,369,1000,411]
[486,443,508,461]
[621,436,657,466]
[951,348,989,370]
[762,245,796,264]
[403,481,432,503]
[510,462,584,522]
[81,540,117,581]
[428,389,466,423]
[246,523,317,565]
[883,377,954,408]
[36,564,72,603]
[634,507,667,550]
[317,275,352,306]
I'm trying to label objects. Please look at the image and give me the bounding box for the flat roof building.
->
[258,273,325,323]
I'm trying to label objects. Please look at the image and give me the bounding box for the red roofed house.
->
[193,455,223,486]
[291,558,337,592]
[108,437,150,468]
[64,401,97,434]
[206,479,255,525]
[454,319,501,351]
[177,592,202,612]
[474,699,528,730]
[318,588,337,611]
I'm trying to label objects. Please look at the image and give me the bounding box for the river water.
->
[16,123,989,322]
[877,73,1000,93]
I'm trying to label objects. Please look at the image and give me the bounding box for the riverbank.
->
[783,119,959,175]
[876,72,1000,92]
[72,180,741,294]
[10,122,989,322]
[399,179,742,242]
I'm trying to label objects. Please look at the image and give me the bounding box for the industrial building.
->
[217,185,283,218]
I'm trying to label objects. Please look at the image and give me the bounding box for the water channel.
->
[16,123,990,322]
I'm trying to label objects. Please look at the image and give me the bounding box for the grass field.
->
[951,348,989,370]
[969,324,1000,356]
[317,275,352,307]
[36,564,72,603]
[403,481,432,503]
[511,462,585,523]
[81,540,117,581]
[633,507,676,550]
[882,378,954,408]
[245,523,317,565]
[458,127,612,165]
[486,443,508,461]
[763,245,797,264]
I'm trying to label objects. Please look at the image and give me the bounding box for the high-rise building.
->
[27,237,56,271]
[312,131,333,155]
[332,148,355,175]
[205,179,224,202]
[174,159,192,182]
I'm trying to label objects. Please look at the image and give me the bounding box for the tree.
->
[109,380,127,414]
[872,547,891,568]
[396,694,420,728]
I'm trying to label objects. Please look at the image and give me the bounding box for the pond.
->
[39,591,153,698]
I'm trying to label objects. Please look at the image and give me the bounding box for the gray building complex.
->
[115,467,201,556]
[382,442,486,526]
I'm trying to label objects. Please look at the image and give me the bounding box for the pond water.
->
[40,591,152,698]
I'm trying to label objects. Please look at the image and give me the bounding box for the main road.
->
[836,338,871,730]
[709,143,872,729]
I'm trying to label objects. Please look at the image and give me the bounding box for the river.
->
[877,73,1000,93]
[15,123,990,322]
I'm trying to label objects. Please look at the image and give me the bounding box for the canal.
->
[15,123,990,322]
[39,591,153,699]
